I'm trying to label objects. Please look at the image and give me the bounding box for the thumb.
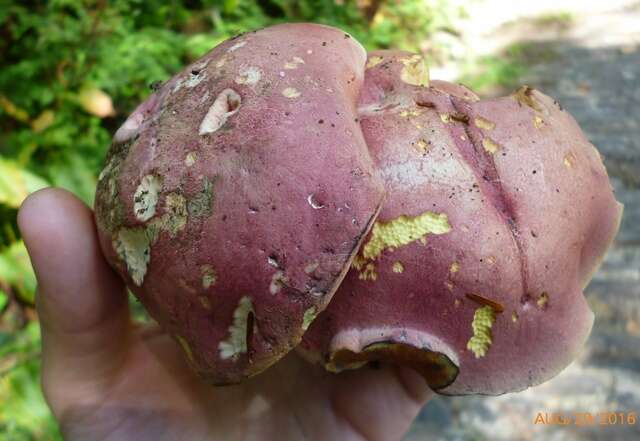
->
[18,188,131,408]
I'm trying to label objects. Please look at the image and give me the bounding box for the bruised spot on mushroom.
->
[284,56,305,69]
[302,306,318,331]
[392,261,405,273]
[185,152,197,167]
[199,89,241,135]
[328,342,459,390]
[282,87,301,98]
[537,292,549,309]
[114,227,155,286]
[362,211,451,261]
[400,54,429,87]
[218,296,254,360]
[482,138,500,154]
[354,211,450,281]
[400,109,422,118]
[449,262,460,274]
[188,177,216,219]
[366,56,384,68]
[176,335,195,363]
[201,265,217,289]
[235,67,262,85]
[474,117,496,130]
[150,193,187,237]
[466,305,496,358]
[534,116,545,129]
[269,271,288,294]
[227,41,247,52]
[134,175,162,222]
[563,152,576,168]
[512,85,543,111]
[352,256,378,281]
[414,139,429,153]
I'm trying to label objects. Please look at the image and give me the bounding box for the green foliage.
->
[0,241,37,304]
[0,1,471,439]
[0,322,61,441]
[458,43,529,95]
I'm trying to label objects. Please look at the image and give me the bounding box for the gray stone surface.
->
[406,15,640,441]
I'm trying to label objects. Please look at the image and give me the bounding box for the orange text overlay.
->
[534,411,637,426]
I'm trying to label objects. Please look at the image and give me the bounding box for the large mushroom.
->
[95,28,622,392]
[95,24,385,384]
[298,50,623,395]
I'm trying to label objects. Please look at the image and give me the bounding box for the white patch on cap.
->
[366,56,384,68]
[114,227,154,286]
[269,271,287,294]
[235,66,262,85]
[199,89,242,135]
[185,71,207,88]
[304,262,319,274]
[400,54,429,87]
[218,296,254,360]
[185,151,197,166]
[113,111,145,144]
[216,57,227,68]
[228,41,246,52]
[201,265,217,289]
[282,87,301,98]
[284,56,305,70]
[172,78,185,93]
[98,158,114,181]
[134,175,162,221]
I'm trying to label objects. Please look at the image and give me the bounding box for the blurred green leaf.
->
[47,153,98,206]
[0,289,7,311]
[0,323,61,440]
[0,241,37,305]
[0,157,48,209]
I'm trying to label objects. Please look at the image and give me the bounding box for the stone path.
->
[406,1,640,440]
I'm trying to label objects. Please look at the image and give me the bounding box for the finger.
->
[18,188,130,390]
[330,365,432,440]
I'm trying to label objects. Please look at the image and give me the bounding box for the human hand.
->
[18,188,432,441]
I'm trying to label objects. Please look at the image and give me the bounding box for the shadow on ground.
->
[406,41,640,441]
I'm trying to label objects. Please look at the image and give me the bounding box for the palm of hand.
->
[19,189,430,441]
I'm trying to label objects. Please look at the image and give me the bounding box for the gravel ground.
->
[406,2,640,440]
